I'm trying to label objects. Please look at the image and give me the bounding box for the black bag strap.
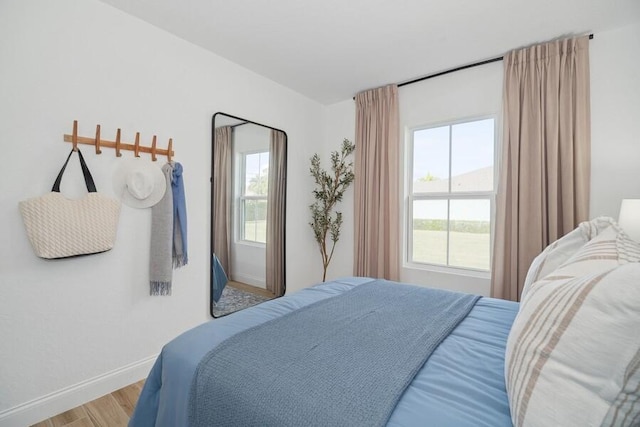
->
[52,148,97,193]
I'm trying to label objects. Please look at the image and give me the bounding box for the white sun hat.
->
[112,159,166,209]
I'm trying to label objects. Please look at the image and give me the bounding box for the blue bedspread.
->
[130,278,518,427]
[190,280,479,427]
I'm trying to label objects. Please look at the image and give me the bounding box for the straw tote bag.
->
[19,149,121,259]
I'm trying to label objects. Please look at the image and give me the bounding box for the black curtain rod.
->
[354,33,594,97]
[398,56,504,88]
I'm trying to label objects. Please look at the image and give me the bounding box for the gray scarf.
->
[149,163,174,295]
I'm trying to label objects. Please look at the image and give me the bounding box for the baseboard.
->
[231,272,266,288]
[0,354,157,427]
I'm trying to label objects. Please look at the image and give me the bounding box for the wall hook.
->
[115,129,122,157]
[63,121,176,161]
[72,120,78,151]
[95,124,102,154]
[134,132,141,157]
[151,135,157,162]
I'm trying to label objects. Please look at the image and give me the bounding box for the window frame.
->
[405,115,497,276]
[237,150,269,246]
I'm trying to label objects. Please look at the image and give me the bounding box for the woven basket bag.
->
[19,149,121,259]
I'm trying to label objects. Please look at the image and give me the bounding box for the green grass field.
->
[243,221,489,270]
[412,229,490,270]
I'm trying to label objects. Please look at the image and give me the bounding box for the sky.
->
[412,118,494,182]
[412,118,494,221]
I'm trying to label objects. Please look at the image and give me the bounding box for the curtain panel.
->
[354,84,400,280]
[492,36,591,301]
[212,126,233,276]
[266,129,286,296]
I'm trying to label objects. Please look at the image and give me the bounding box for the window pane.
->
[412,199,448,265]
[451,119,494,192]
[245,152,269,196]
[243,199,267,243]
[413,126,449,193]
[448,199,490,270]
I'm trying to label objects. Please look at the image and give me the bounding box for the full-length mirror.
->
[211,113,287,317]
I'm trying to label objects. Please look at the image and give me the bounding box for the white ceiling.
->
[99,0,640,105]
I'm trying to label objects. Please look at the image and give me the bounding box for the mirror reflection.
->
[211,113,287,317]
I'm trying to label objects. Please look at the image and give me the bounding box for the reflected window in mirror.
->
[240,150,269,244]
[211,113,287,318]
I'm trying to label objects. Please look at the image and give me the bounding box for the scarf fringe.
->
[173,255,188,269]
[150,281,172,296]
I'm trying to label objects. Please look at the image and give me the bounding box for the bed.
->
[129,218,640,427]
[130,277,517,427]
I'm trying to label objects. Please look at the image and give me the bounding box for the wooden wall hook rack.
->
[63,120,175,162]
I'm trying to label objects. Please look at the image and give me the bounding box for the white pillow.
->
[506,233,640,427]
[521,217,616,300]
[543,225,640,279]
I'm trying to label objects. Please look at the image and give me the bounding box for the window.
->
[240,151,269,244]
[408,117,495,271]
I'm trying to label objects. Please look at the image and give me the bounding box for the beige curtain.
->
[266,129,286,296]
[492,36,591,301]
[213,126,233,275]
[354,84,400,280]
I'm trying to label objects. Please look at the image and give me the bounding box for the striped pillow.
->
[521,217,616,300]
[506,263,640,426]
[545,225,640,280]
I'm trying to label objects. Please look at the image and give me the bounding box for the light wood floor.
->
[30,380,144,427]
[227,280,276,299]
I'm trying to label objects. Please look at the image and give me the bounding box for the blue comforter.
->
[130,277,518,427]
[190,280,479,426]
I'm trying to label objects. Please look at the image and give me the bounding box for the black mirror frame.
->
[210,112,288,318]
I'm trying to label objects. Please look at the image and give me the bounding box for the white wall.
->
[324,22,640,295]
[590,22,640,217]
[0,0,323,425]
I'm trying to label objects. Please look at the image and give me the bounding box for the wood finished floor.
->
[30,380,144,427]
[227,280,277,299]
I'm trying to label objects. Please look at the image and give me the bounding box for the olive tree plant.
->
[309,138,355,281]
